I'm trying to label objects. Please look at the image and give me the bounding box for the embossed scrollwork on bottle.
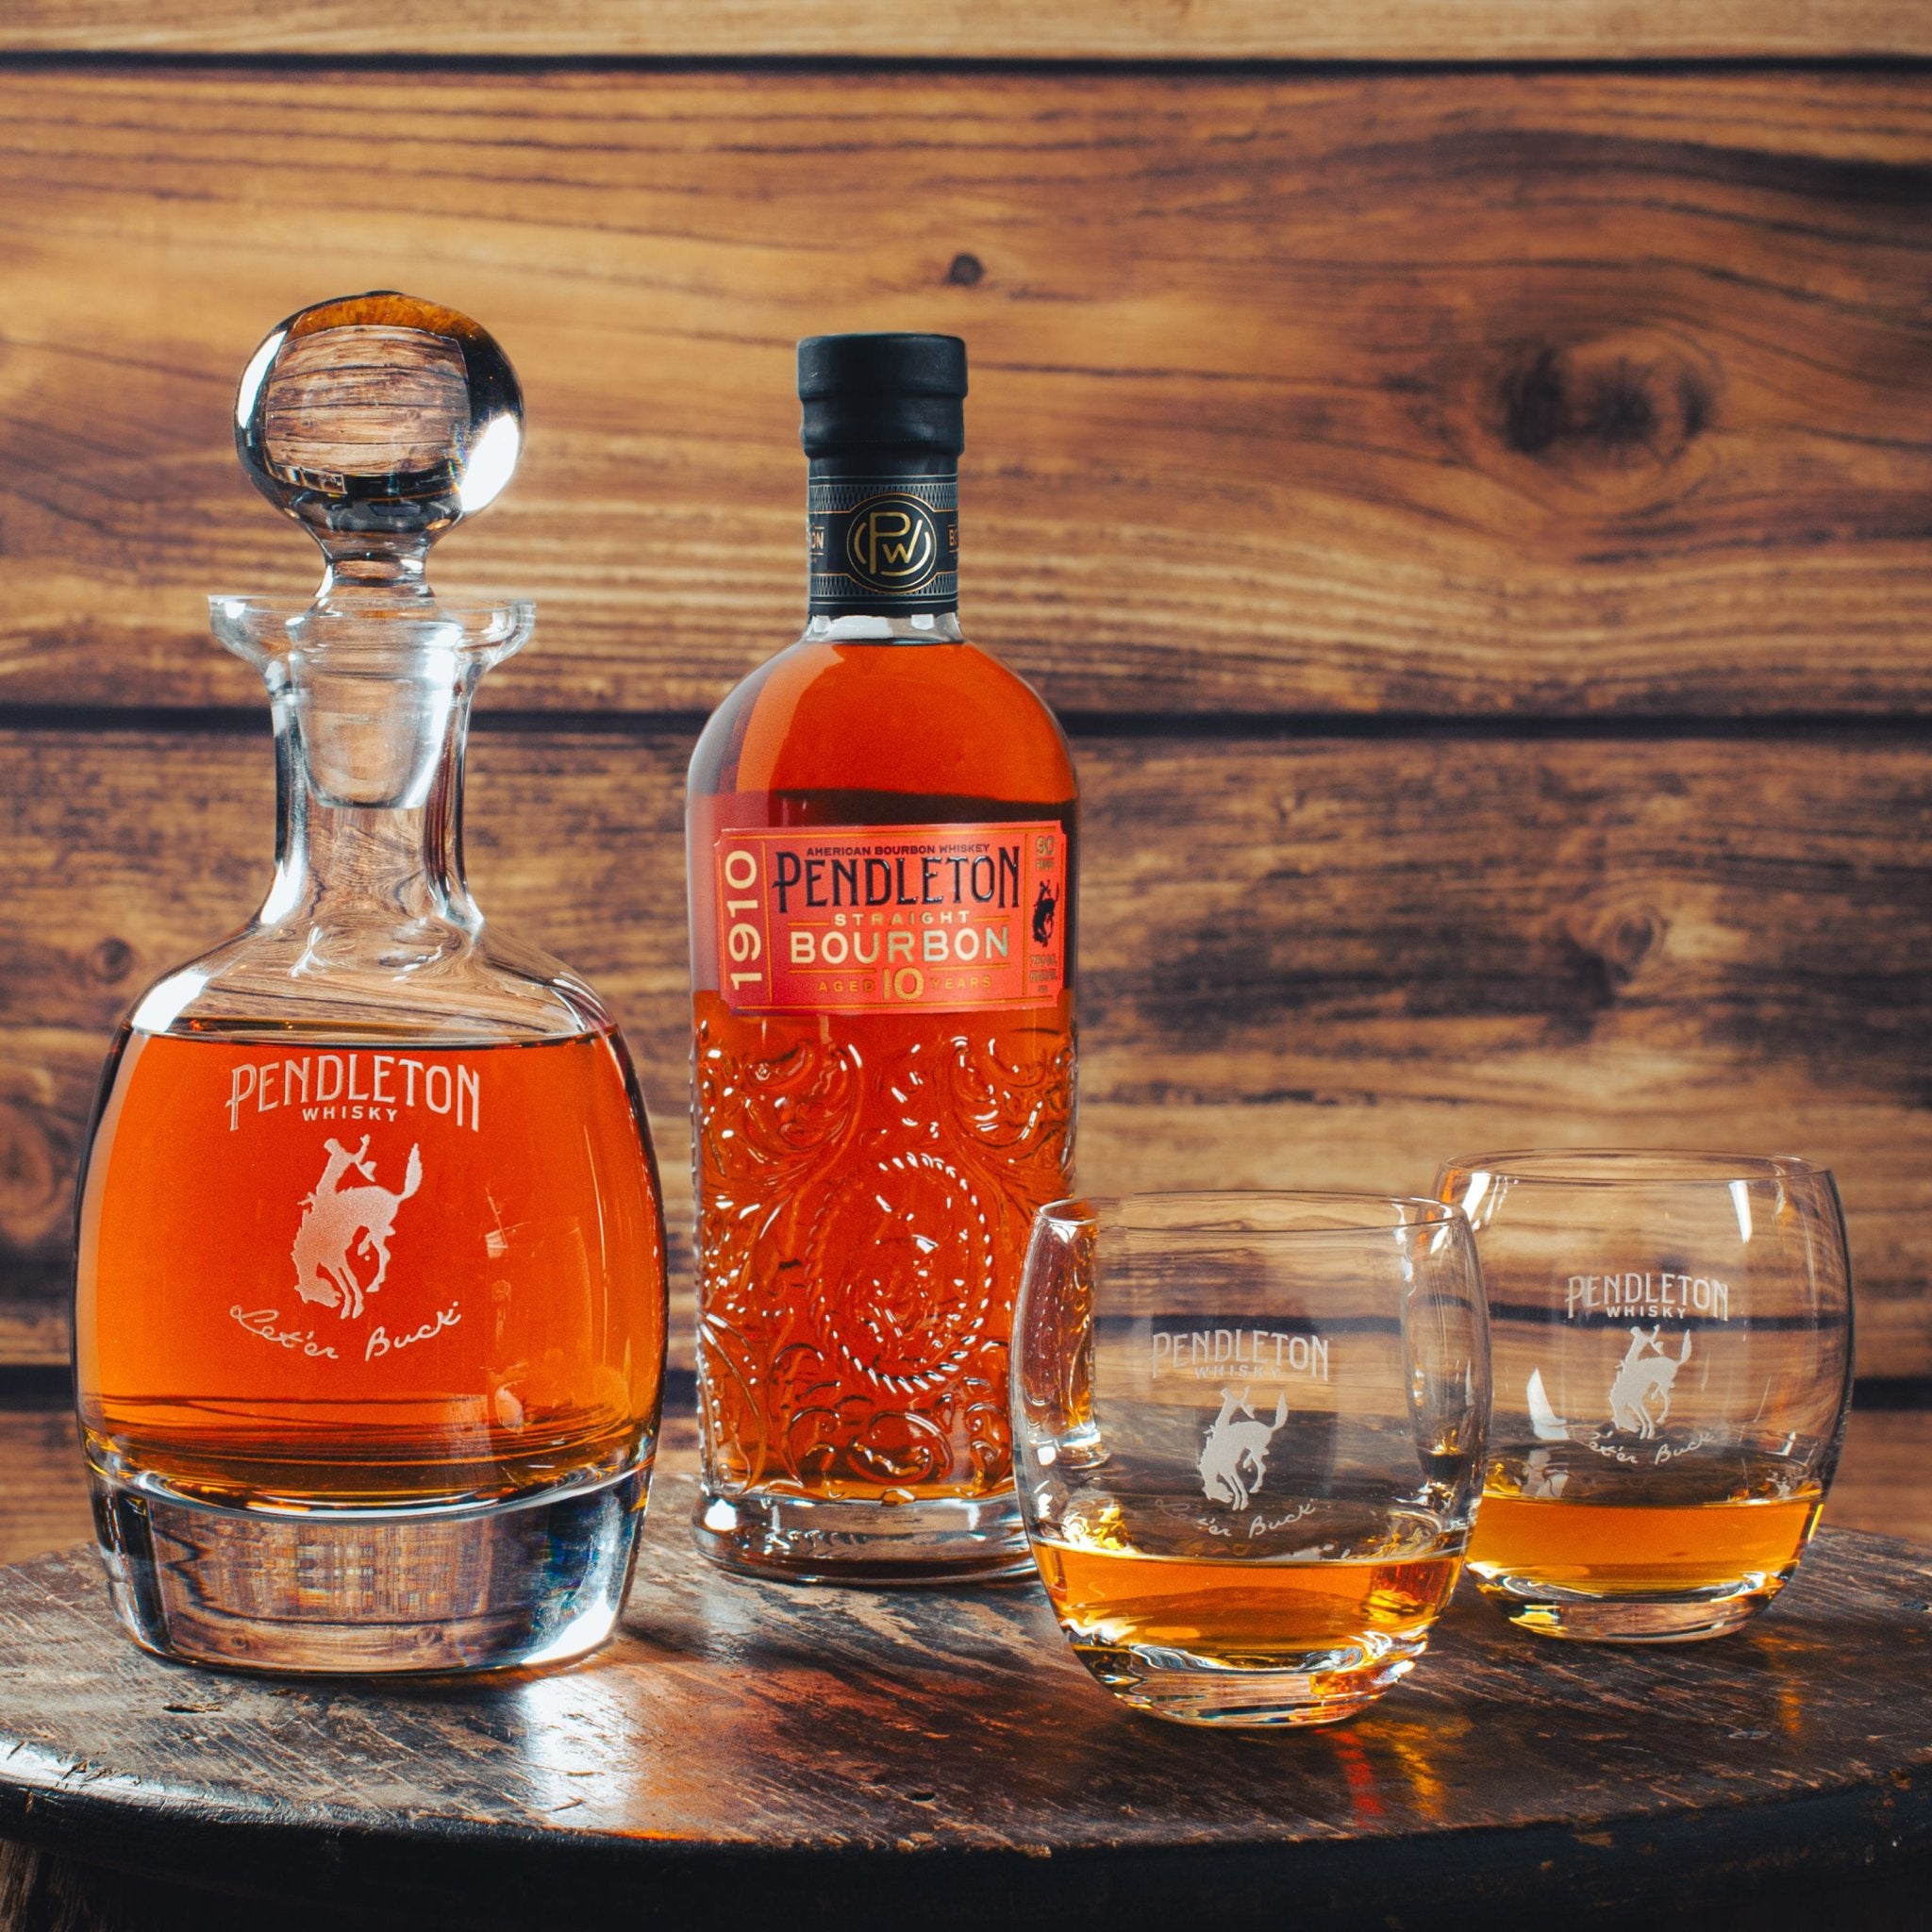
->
[695,1003,1074,1501]
[808,1152,999,1395]
[943,1030,1075,1174]
[694,1016,860,1190]
[694,1016,865,1495]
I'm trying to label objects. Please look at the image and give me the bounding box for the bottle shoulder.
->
[125,924,619,1047]
[691,635,1074,806]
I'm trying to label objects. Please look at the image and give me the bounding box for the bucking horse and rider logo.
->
[291,1136,423,1320]
[1198,1386,1291,1508]
[1607,1324,1692,1439]
[1191,1323,1699,1514]
[1525,1324,1696,1445]
[1032,877,1060,948]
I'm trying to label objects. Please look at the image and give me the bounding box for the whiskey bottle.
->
[688,334,1077,1581]
[74,293,670,1672]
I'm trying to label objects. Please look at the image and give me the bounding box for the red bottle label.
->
[713,822,1068,1014]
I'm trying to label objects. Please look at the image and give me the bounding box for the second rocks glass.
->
[1437,1150,1853,1642]
[1012,1193,1489,1727]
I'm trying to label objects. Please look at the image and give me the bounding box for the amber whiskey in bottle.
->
[689,334,1076,1580]
[74,294,669,1673]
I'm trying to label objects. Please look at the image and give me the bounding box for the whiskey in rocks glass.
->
[1013,1193,1489,1725]
[1438,1150,1852,1641]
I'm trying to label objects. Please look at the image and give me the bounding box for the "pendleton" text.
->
[1565,1271,1731,1321]
[226,1053,481,1133]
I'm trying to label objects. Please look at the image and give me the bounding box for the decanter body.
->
[689,334,1077,1581]
[74,294,668,1673]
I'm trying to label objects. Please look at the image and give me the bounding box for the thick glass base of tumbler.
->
[1476,1568,1795,1643]
[694,1483,1031,1585]
[1070,1634,1428,1728]
[91,1465,648,1674]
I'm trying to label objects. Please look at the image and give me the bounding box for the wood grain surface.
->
[4,0,1929,60]
[0,1474,1927,1929]
[0,67,1928,716]
[7,723,1932,1374]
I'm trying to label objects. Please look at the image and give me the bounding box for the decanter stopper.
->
[233,291,524,565]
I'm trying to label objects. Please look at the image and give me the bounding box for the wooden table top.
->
[0,1471,1929,1929]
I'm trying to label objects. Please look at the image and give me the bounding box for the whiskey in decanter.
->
[689,334,1077,1581]
[74,292,669,1673]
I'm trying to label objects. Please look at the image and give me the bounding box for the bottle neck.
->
[806,453,959,625]
[804,609,965,643]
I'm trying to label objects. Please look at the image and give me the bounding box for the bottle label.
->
[714,821,1068,1013]
[808,475,958,614]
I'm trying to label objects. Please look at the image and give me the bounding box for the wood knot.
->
[1563,902,1667,999]
[1497,332,1714,481]
[1599,907,1664,982]
[0,1101,60,1243]
[945,252,985,287]
[88,938,135,987]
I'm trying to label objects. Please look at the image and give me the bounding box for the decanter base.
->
[694,1483,1031,1585]
[90,1465,648,1675]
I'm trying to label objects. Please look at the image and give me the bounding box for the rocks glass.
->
[1436,1150,1853,1642]
[1011,1193,1489,1726]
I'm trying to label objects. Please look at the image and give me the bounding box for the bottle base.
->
[693,1484,1032,1585]
[90,1464,649,1674]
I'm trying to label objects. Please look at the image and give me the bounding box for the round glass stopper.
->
[233,291,524,546]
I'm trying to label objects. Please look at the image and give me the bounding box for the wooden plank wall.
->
[4,3,1931,59]
[2,22,1930,1388]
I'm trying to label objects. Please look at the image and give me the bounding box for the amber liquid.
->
[694,980,1073,1499]
[75,1025,667,1509]
[690,638,1076,1509]
[1035,1540,1464,1662]
[1469,1450,1823,1595]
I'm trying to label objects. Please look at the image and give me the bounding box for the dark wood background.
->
[2,10,1930,1500]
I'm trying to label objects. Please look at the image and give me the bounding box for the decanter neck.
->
[261,655,478,934]
[210,595,532,942]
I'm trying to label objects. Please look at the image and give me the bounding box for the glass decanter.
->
[73,292,669,1674]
